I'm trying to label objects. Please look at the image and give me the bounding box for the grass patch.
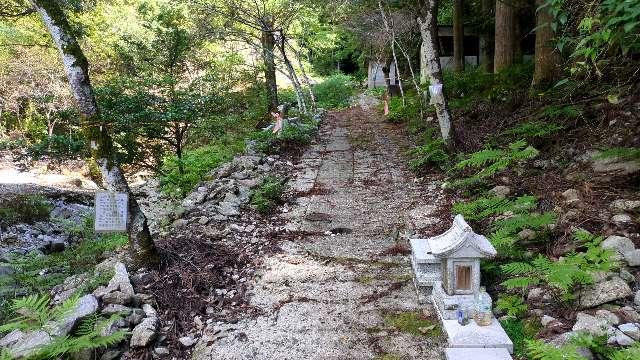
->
[0,195,52,227]
[250,176,286,214]
[384,311,440,337]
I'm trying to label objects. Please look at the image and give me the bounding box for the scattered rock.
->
[101,304,132,316]
[154,347,170,357]
[142,303,158,317]
[620,269,635,283]
[489,186,511,198]
[610,199,640,212]
[572,312,615,336]
[595,309,620,325]
[612,214,633,226]
[635,291,640,306]
[562,189,581,205]
[579,276,632,309]
[130,317,159,348]
[9,331,52,358]
[126,308,146,326]
[48,294,98,337]
[100,350,122,360]
[541,315,557,327]
[102,291,133,305]
[601,235,635,260]
[613,329,635,346]
[592,155,640,175]
[0,329,24,348]
[618,323,640,341]
[179,336,197,347]
[517,229,536,241]
[624,250,640,267]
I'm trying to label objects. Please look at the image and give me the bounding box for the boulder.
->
[130,317,159,348]
[620,306,640,323]
[595,309,620,325]
[94,262,135,305]
[635,291,640,306]
[48,294,98,337]
[620,269,635,283]
[518,229,537,241]
[541,315,557,327]
[579,277,632,309]
[618,323,640,341]
[0,329,25,348]
[142,303,157,317]
[624,250,640,267]
[9,331,52,358]
[101,304,132,316]
[613,329,635,346]
[572,312,615,337]
[179,336,197,347]
[592,156,640,175]
[100,350,123,360]
[102,291,133,305]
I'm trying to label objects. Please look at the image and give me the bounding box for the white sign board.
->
[94,191,128,233]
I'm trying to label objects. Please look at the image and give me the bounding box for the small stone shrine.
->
[410,214,514,359]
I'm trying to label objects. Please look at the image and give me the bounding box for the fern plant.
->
[0,297,127,359]
[501,231,615,301]
[502,120,564,139]
[452,140,539,187]
[495,294,528,319]
[526,339,585,360]
[595,147,640,163]
[452,195,538,222]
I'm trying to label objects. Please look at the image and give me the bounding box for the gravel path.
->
[195,103,450,360]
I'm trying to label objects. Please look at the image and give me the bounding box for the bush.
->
[0,195,52,227]
[313,74,356,109]
[250,176,286,214]
[160,140,245,197]
[386,94,421,123]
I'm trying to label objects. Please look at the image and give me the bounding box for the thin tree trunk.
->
[261,24,279,113]
[453,0,465,72]
[531,0,560,87]
[379,1,405,105]
[31,0,158,268]
[480,0,494,72]
[276,31,307,114]
[288,41,317,112]
[494,0,516,72]
[418,0,455,148]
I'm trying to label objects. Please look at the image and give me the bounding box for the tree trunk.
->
[261,24,279,113]
[479,0,494,72]
[379,1,405,105]
[453,0,465,72]
[290,44,317,112]
[531,0,560,87]
[276,32,307,114]
[494,0,516,72]
[31,0,158,268]
[418,0,455,148]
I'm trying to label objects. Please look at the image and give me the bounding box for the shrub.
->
[386,94,421,123]
[160,140,245,197]
[250,176,286,214]
[313,74,355,109]
[251,116,319,155]
[0,195,52,227]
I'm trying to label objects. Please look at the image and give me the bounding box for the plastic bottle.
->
[474,286,493,326]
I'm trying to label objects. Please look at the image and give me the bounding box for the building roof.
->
[427,215,497,258]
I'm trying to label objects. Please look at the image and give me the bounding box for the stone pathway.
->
[195,101,450,359]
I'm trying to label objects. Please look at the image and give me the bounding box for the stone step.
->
[442,319,514,354]
[445,347,513,360]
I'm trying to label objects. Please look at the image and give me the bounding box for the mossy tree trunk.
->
[261,19,279,114]
[494,0,516,72]
[31,0,158,268]
[418,0,455,149]
[531,0,560,87]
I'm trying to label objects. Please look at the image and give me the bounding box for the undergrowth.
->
[251,116,319,154]
[250,176,286,214]
[0,195,52,227]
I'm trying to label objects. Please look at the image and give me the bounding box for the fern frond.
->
[501,262,536,275]
[491,212,556,234]
[501,276,540,289]
[525,339,584,360]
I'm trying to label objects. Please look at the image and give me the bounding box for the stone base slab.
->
[441,319,514,354]
[445,347,513,360]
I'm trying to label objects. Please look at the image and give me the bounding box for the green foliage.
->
[0,295,127,359]
[452,140,539,188]
[160,140,245,198]
[501,231,614,301]
[526,339,584,360]
[539,104,583,120]
[0,195,52,227]
[28,134,86,159]
[407,128,449,171]
[383,311,440,337]
[595,147,640,163]
[502,121,564,140]
[489,212,556,257]
[313,74,355,109]
[500,318,541,358]
[453,195,538,222]
[528,332,640,360]
[495,295,528,319]
[386,94,421,123]
[251,117,319,155]
[251,176,286,214]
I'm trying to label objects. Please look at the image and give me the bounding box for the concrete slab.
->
[442,319,514,354]
[445,347,513,360]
